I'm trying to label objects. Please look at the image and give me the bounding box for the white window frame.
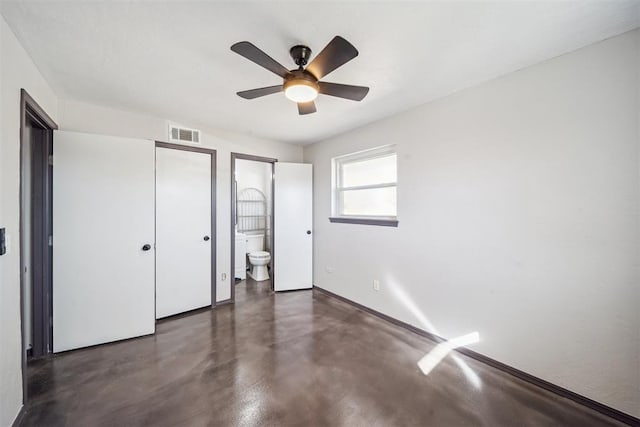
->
[330,145,398,227]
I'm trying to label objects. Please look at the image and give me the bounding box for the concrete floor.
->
[21,279,622,426]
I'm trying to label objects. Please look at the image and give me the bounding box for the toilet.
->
[246,234,271,281]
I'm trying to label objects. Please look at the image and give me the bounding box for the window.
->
[330,145,398,227]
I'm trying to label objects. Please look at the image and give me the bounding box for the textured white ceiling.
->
[1,1,638,144]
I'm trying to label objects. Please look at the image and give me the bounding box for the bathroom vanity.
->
[234,233,247,280]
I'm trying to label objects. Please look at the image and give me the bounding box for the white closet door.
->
[155,147,212,318]
[53,131,155,352]
[274,163,313,291]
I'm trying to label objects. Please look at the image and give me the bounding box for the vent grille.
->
[169,125,200,143]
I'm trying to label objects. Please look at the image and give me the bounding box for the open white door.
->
[53,131,155,352]
[155,146,213,318]
[274,163,313,291]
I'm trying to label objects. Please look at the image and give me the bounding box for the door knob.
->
[141,244,151,251]
[306,230,311,235]
[203,236,210,241]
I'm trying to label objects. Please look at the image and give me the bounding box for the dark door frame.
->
[229,153,277,302]
[19,88,58,404]
[155,141,217,310]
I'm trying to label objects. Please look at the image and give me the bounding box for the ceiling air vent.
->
[169,125,200,143]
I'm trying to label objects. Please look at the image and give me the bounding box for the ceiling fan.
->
[230,36,369,115]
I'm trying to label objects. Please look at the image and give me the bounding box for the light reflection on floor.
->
[385,276,483,389]
[417,331,480,375]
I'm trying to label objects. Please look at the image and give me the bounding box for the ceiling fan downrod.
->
[290,45,312,69]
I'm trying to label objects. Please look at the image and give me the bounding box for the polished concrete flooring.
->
[22,279,622,426]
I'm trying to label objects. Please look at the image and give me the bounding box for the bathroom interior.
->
[234,158,273,286]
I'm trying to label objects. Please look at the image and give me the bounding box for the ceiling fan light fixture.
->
[284,78,319,103]
[231,37,368,115]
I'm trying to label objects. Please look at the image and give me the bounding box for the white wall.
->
[304,30,639,417]
[0,14,59,427]
[57,99,302,302]
[236,158,272,204]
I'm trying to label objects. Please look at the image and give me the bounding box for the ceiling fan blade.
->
[231,41,291,78]
[306,36,359,80]
[298,101,317,115]
[237,85,283,100]
[318,82,369,101]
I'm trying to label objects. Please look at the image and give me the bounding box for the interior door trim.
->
[19,89,58,405]
[155,141,217,309]
[230,153,277,302]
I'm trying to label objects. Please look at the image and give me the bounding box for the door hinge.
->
[48,155,53,166]
[48,235,53,246]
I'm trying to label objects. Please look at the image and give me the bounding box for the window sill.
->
[328,217,399,227]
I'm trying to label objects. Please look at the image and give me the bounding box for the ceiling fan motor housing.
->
[284,69,319,90]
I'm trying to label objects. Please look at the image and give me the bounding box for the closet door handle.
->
[141,244,151,251]
[203,236,210,241]
[306,230,311,235]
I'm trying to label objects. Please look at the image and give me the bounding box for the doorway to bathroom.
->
[230,153,275,301]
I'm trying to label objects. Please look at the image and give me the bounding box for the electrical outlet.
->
[221,273,227,281]
[325,266,334,274]
[373,279,380,291]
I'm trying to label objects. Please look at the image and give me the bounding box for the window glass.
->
[340,187,397,217]
[341,154,397,187]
